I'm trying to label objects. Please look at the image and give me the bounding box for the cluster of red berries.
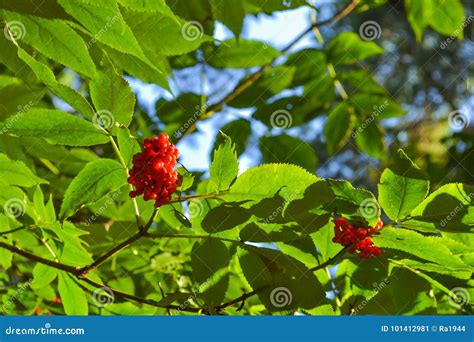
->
[128,134,179,207]
[333,217,383,258]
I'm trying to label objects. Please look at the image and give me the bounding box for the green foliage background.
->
[0,0,473,316]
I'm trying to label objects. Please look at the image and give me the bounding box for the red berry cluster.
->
[332,217,383,258]
[128,134,179,207]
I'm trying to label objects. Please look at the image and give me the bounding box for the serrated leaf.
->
[60,159,127,219]
[201,203,251,233]
[327,32,383,65]
[324,102,355,155]
[1,109,109,146]
[378,150,429,221]
[90,63,135,131]
[212,119,251,157]
[0,153,48,187]
[57,272,88,315]
[191,238,230,306]
[117,127,140,168]
[58,0,146,61]
[372,227,468,269]
[2,9,95,77]
[229,163,318,204]
[207,39,280,68]
[15,46,95,119]
[401,183,474,233]
[260,134,318,172]
[208,138,238,193]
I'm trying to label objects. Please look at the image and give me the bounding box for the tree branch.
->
[176,0,360,141]
[309,246,350,272]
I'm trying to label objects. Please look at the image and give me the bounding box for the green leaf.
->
[32,263,58,289]
[0,153,48,187]
[201,203,251,233]
[57,0,145,60]
[209,0,245,38]
[60,159,127,219]
[191,238,230,306]
[117,127,140,168]
[349,93,405,119]
[327,32,383,65]
[260,134,318,172]
[0,214,12,269]
[378,150,429,221]
[405,0,465,42]
[208,137,239,193]
[90,63,136,131]
[354,118,385,159]
[207,39,280,68]
[1,9,95,77]
[324,102,355,155]
[239,246,325,311]
[286,48,327,86]
[229,66,296,108]
[106,47,170,90]
[372,227,468,269]
[122,9,211,56]
[1,109,109,146]
[401,183,474,233]
[57,272,88,315]
[15,46,96,120]
[229,163,318,203]
[118,0,177,20]
[212,119,251,157]
[177,167,194,191]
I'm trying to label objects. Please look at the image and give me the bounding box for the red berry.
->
[128,133,179,207]
[332,217,383,258]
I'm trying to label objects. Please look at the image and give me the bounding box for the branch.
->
[310,246,350,272]
[0,241,80,274]
[176,0,360,140]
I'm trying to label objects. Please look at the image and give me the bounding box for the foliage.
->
[0,0,472,316]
